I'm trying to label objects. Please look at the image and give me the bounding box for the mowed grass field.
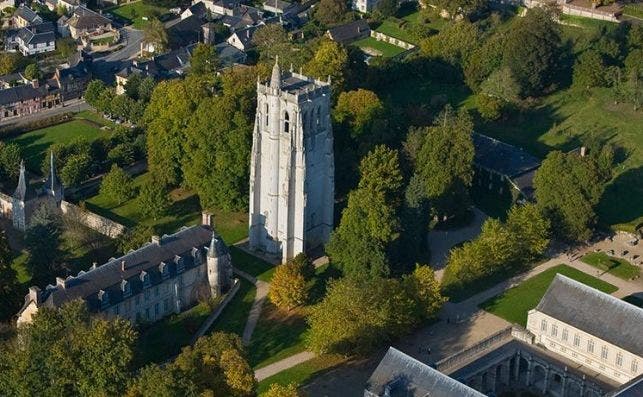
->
[353,37,407,58]
[7,111,109,172]
[107,1,169,29]
[581,252,640,280]
[480,264,618,326]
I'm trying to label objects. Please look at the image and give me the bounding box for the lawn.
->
[8,112,109,173]
[353,37,407,58]
[559,14,618,30]
[373,5,448,45]
[84,172,249,242]
[107,1,169,29]
[135,302,212,366]
[230,246,275,282]
[581,252,640,280]
[623,3,643,19]
[480,264,618,326]
[257,354,347,396]
[209,279,256,335]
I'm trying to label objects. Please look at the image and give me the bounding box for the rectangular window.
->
[562,329,568,342]
[632,360,638,373]
[588,340,594,354]
[541,319,547,331]
[551,324,558,337]
[155,287,160,297]
[616,352,623,367]
[154,303,160,317]
[601,346,608,360]
[145,308,150,320]
[574,334,580,347]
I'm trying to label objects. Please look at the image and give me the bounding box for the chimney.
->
[28,286,41,305]
[202,211,213,227]
[121,260,126,272]
[151,235,161,245]
[56,277,66,289]
[580,146,587,157]
[31,79,39,88]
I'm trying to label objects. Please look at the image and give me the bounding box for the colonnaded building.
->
[365,274,643,397]
[248,58,334,263]
[17,217,233,326]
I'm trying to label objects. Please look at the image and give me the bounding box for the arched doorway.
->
[532,365,547,391]
[550,372,563,396]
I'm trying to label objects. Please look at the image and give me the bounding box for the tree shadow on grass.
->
[596,166,643,231]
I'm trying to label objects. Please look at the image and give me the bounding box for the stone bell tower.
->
[248,58,334,262]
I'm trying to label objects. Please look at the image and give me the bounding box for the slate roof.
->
[229,25,259,49]
[17,22,55,46]
[67,6,111,30]
[263,0,292,12]
[0,84,47,106]
[15,5,42,24]
[535,274,643,355]
[30,225,216,312]
[186,1,208,18]
[472,133,541,178]
[215,42,246,65]
[365,347,485,397]
[611,375,643,396]
[327,19,370,43]
[168,14,205,49]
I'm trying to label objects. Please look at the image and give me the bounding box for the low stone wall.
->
[370,31,416,50]
[523,0,620,22]
[60,200,125,238]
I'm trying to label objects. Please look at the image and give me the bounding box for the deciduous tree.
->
[269,261,308,310]
[100,164,135,205]
[304,39,349,94]
[138,178,170,220]
[0,229,19,322]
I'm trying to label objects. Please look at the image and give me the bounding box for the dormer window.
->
[175,255,185,273]
[140,271,150,288]
[159,262,169,280]
[121,279,131,298]
[98,290,109,309]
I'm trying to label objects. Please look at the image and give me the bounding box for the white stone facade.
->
[527,310,642,384]
[249,60,334,262]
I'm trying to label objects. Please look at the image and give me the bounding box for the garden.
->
[353,37,407,58]
[107,1,170,29]
[581,252,640,280]
[480,264,618,326]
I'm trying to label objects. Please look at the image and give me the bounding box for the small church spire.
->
[48,151,57,193]
[271,55,281,89]
[14,160,28,201]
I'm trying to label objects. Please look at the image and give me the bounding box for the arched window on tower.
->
[265,103,269,126]
[316,107,321,126]
[284,112,290,133]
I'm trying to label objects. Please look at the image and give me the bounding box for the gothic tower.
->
[12,161,30,231]
[248,58,335,262]
[206,232,232,297]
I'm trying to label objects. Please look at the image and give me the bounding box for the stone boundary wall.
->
[523,0,620,22]
[190,278,241,345]
[60,200,126,238]
[370,31,416,50]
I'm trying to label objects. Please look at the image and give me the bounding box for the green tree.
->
[138,178,170,220]
[432,0,487,18]
[23,63,41,80]
[252,25,312,69]
[333,89,384,139]
[138,77,156,103]
[0,229,19,321]
[504,7,561,96]
[0,53,26,75]
[24,205,62,280]
[60,153,92,186]
[480,67,521,104]
[0,300,136,396]
[117,225,155,253]
[56,37,77,60]
[124,73,142,100]
[414,106,474,219]
[126,365,190,397]
[143,18,168,54]
[505,203,550,261]
[190,43,218,77]
[100,164,135,205]
[314,0,348,25]
[0,142,21,185]
[420,21,481,67]
[84,79,106,107]
[476,94,502,120]
[377,0,398,17]
[304,39,349,94]
[403,265,446,321]
[573,49,607,89]
[268,261,308,310]
[464,31,508,91]
[264,383,301,397]
[326,146,403,278]
[534,151,604,242]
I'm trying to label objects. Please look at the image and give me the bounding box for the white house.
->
[527,274,643,384]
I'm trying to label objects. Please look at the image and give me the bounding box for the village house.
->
[12,5,43,28]
[17,218,234,327]
[7,22,57,56]
[45,0,85,13]
[326,19,370,44]
[0,81,61,121]
[262,0,293,14]
[58,6,112,39]
[226,25,258,51]
[198,0,238,16]
[52,53,91,101]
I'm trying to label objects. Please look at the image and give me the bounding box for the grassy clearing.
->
[257,354,347,396]
[8,114,109,172]
[209,279,256,335]
[107,1,169,29]
[623,3,643,19]
[353,37,407,58]
[581,252,640,280]
[559,14,618,30]
[230,246,275,282]
[135,302,212,366]
[480,264,617,326]
[84,172,248,242]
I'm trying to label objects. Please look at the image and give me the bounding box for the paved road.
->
[91,27,143,83]
[0,99,90,128]
[255,351,316,381]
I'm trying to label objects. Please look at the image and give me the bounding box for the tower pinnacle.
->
[271,56,281,89]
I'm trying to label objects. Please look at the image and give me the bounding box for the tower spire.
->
[14,160,27,201]
[48,151,56,193]
[271,55,281,89]
[208,232,218,258]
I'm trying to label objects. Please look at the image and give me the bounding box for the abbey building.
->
[248,59,334,262]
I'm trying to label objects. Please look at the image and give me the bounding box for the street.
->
[90,27,143,83]
[0,99,90,127]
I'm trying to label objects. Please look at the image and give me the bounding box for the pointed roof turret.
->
[208,232,228,258]
[13,160,32,201]
[270,55,281,89]
[44,151,63,199]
